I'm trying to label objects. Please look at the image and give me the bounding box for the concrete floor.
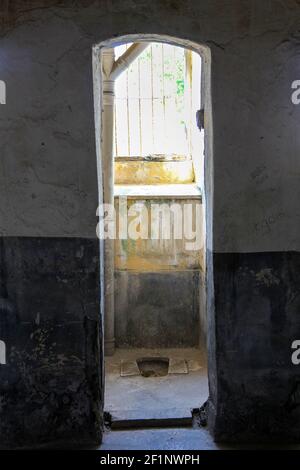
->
[104,348,208,421]
[101,427,219,450]
[100,428,300,450]
[102,349,300,450]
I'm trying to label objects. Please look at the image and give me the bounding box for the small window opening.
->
[113,42,203,187]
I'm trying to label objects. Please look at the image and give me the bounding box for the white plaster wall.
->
[0,1,299,253]
[0,14,98,238]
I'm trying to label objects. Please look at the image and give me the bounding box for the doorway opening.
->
[93,35,212,429]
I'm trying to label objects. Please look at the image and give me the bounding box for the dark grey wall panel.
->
[115,271,200,348]
[0,237,102,448]
[209,251,300,442]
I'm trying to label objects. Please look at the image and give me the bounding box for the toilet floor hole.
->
[137,357,169,377]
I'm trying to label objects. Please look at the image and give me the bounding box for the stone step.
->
[108,408,193,430]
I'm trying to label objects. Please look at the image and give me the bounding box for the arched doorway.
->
[93,34,214,430]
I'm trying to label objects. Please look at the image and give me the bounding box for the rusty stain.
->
[114,197,204,272]
[115,160,195,184]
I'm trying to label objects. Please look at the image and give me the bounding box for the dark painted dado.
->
[2,242,300,445]
[0,237,102,448]
[208,251,300,442]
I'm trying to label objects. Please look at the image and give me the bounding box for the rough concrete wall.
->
[0,2,103,447]
[114,198,204,272]
[0,238,102,448]
[115,271,201,348]
[114,197,204,348]
[0,0,299,446]
[212,252,300,441]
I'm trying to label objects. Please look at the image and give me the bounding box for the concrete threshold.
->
[108,408,193,430]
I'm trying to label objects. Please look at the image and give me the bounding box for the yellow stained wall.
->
[114,197,204,272]
[115,160,195,185]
